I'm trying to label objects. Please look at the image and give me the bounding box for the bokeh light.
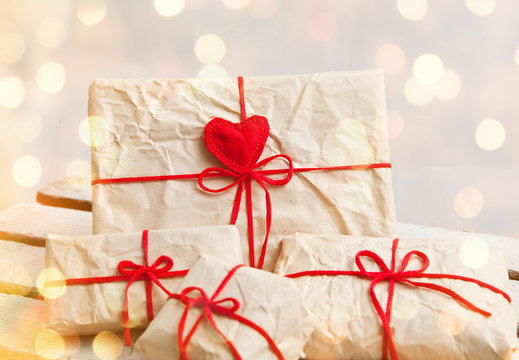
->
[453,186,484,218]
[35,329,65,359]
[222,0,250,9]
[375,43,406,75]
[37,267,66,299]
[247,0,277,20]
[195,34,226,64]
[36,62,66,94]
[12,155,42,187]
[154,0,185,17]
[465,0,495,16]
[198,64,228,78]
[66,158,91,178]
[387,110,404,139]
[0,77,25,109]
[0,32,25,63]
[404,77,435,106]
[413,54,444,84]
[393,291,419,320]
[12,115,43,142]
[79,117,92,146]
[77,0,107,25]
[459,236,489,268]
[435,69,461,100]
[37,18,67,48]
[437,307,467,335]
[397,0,427,21]
[93,331,123,360]
[306,12,336,42]
[475,118,506,151]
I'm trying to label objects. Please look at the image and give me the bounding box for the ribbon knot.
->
[179,286,240,316]
[118,255,174,281]
[198,153,294,269]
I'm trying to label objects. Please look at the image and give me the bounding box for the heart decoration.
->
[204,115,270,173]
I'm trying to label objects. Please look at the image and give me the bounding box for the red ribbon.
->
[91,77,392,269]
[170,264,285,360]
[47,230,188,346]
[286,238,511,360]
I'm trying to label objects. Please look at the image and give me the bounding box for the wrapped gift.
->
[44,225,241,345]
[135,255,311,360]
[275,233,518,360]
[89,71,397,271]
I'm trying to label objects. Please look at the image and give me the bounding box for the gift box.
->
[88,70,397,271]
[135,254,311,360]
[274,233,518,360]
[44,225,241,344]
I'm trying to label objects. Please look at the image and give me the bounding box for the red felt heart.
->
[204,115,270,173]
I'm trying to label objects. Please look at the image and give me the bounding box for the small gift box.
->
[89,70,397,271]
[135,254,311,360]
[274,233,518,360]
[44,225,241,345]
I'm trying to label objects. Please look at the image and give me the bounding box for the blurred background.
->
[0,0,518,237]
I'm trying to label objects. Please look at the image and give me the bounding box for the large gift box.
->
[135,254,311,359]
[274,232,518,360]
[44,225,241,343]
[88,70,397,270]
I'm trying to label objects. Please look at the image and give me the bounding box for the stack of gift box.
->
[42,70,518,359]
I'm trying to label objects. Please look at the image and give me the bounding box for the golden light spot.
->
[154,0,185,17]
[322,118,375,164]
[12,115,42,142]
[37,18,67,48]
[63,333,81,356]
[103,287,124,312]
[387,110,404,139]
[12,156,42,188]
[0,32,25,63]
[195,34,226,65]
[37,62,66,94]
[222,0,250,9]
[515,46,519,66]
[404,77,435,106]
[413,54,444,85]
[198,64,228,78]
[475,118,506,151]
[37,268,66,299]
[459,236,489,268]
[504,347,519,360]
[77,0,107,25]
[35,329,65,359]
[397,0,427,21]
[453,186,484,218]
[465,0,495,16]
[247,0,277,20]
[393,291,419,320]
[306,12,336,42]
[0,77,24,109]
[66,158,90,178]
[93,331,123,360]
[375,44,406,75]
[437,307,467,335]
[435,69,461,100]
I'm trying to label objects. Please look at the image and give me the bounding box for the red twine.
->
[286,238,511,360]
[169,264,284,360]
[46,230,188,346]
[91,77,392,269]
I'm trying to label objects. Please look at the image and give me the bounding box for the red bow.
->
[50,230,189,346]
[287,238,511,360]
[172,264,285,360]
[198,154,293,269]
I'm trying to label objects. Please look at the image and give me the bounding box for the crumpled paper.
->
[88,70,397,271]
[274,232,518,360]
[135,254,311,360]
[276,234,517,360]
[44,225,241,336]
